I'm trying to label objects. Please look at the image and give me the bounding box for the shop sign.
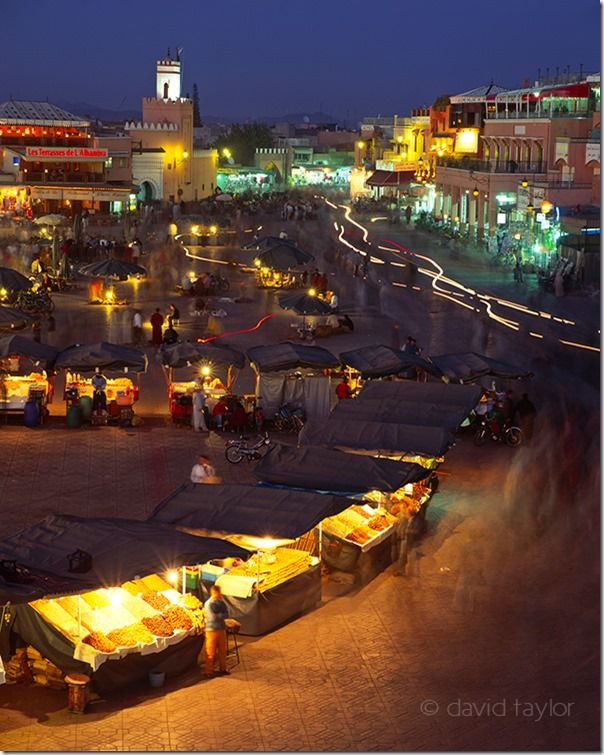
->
[536,212,545,222]
[554,139,569,163]
[63,189,93,200]
[496,192,516,205]
[95,191,130,202]
[541,219,550,230]
[586,141,600,164]
[497,212,507,224]
[517,185,529,211]
[25,146,108,162]
[31,187,62,199]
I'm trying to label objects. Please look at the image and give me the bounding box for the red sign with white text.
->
[25,146,108,161]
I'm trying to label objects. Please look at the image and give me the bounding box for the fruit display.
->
[141,615,174,637]
[107,622,155,647]
[322,504,397,549]
[141,591,170,612]
[222,548,312,593]
[163,605,193,631]
[82,631,117,653]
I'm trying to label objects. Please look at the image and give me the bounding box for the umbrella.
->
[0,267,32,292]
[215,193,233,202]
[0,335,58,369]
[161,341,245,370]
[56,342,148,372]
[33,214,67,226]
[254,243,314,270]
[0,307,38,330]
[279,291,333,316]
[79,258,147,280]
[243,235,298,251]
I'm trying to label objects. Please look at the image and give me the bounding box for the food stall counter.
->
[0,372,50,411]
[64,374,139,406]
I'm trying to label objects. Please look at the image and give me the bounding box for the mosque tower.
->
[155,48,182,101]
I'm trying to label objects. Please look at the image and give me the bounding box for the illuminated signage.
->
[454,129,479,154]
[25,146,108,161]
[495,193,516,205]
[496,212,507,224]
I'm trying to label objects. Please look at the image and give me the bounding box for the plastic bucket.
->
[23,399,40,428]
[66,404,82,429]
[148,671,166,688]
[79,395,93,421]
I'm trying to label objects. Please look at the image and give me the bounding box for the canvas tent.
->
[330,397,470,431]
[429,352,533,382]
[357,379,482,408]
[339,344,439,379]
[254,444,429,493]
[56,342,147,373]
[247,342,339,419]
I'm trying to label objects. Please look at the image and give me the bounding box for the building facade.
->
[126,52,217,204]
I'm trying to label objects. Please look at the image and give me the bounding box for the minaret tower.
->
[156,48,181,101]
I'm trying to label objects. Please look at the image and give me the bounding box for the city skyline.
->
[1,0,600,120]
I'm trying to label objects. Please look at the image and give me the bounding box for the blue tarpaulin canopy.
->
[150,483,352,539]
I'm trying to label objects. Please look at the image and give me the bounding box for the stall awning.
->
[247,342,340,372]
[299,418,455,458]
[357,380,483,410]
[331,397,470,431]
[56,342,148,373]
[0,335,58,370]
[366,170,415,187]
[254,444,429,493]
[339,344,440,379]
[0,514,248,601]
[149,483,352,540]
[161,341,245,370]
[429,352,533,382]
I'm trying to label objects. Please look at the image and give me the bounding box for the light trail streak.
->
[340,204,369,243]
[558,339,600,352]
[370,216,388,222]
[434,291,478,311]
[198,314,275,343]
[529,332,544,339]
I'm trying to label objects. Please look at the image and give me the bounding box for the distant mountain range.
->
[56,101,344,126]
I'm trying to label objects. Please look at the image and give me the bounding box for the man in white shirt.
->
[132,309,143,346]
[192,383,208,432]
[190,454,216,484]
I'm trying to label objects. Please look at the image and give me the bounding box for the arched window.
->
[163,82,169,99]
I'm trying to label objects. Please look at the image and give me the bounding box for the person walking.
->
[150,308,164,346]
[203,585,230,678]
[192,381,208,432]
[167,303,180,328]
[405,205,412,225]
[132,309,143,346]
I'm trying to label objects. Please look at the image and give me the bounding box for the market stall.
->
[150,483,352,635]
[330,396,472,431]
[0,514,247,694]
[247,342,340,421]
[0,336,58,422]
[254,443,434,582]
[339,344,440,381]
[429,352,533,384]
[356,379,483,407]
[249,241,314,289]
[56,342,147,426]
[160,341,246,425]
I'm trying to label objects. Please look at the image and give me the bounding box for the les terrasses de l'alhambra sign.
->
[24,146,108,161]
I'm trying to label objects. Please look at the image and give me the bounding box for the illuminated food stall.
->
[250,240,314,289]
[0,336,58,420]
[255,443,433,582]
[79,258,147,306]
[0,515,247,694]
[160,341,246,425]
[428,352,533,385]
[247,342,340,421]
[339,343,440,385]
[56,342,147,426]
[150,483,352,635]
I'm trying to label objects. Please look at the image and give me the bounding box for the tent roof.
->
[339,344,439,378]
[430,352,533,382]
[150,483,352,539]
[0,100,90,127]
[0,514,248,602]
[56,342,148,373]
[253,243,314,270]
[357,379,483,409]
[299,418,455,458]
[254,443,429,492]
[331,396,470,431]
[161,341,245,369]
[247,341,340,372]
[0,335,58,370]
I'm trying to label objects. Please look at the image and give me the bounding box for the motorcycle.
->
[473,415,523,447]
[225,432,271,464]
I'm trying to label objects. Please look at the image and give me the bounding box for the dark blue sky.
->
[1,0,600,121]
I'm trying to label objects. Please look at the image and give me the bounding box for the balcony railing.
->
[486,109,592,120]
[22,171,106,184]
[436,157,546,174]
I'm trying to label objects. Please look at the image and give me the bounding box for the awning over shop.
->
[299,418,455,458]
[0,514,248,601]
[56,342,147,373]
[331,397,470,431]
[247,342,340,372]
[357,380,483,409]
[149,483,352,540]
[254,443,429,493]
[366,169,415,187]
[161,341,245,370]
[0,335,58,370]
[429,352,533,382]
[339,344,440,379]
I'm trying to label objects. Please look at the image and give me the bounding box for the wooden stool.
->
[224,619,241,667]
[65,673,90,714]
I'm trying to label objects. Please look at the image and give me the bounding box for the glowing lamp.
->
[472,186,479,197]
[201,365,211,377]
[104,289,114,303]
[0,288,7,300]
[527,203,534,213]
[167,570,178,584]
[396,136,404,143]
[356,141,365,149]
[222,148,232,159]
[514,233,521,240]
[541,200,553,215]
[108,589,122,607]
[191,225,199,234]
[209,225,217,234]
[182,151,189,159]
[454,216,460,223]
[520,178,528,188]
[308,288,317,297]
[254,258,261,267]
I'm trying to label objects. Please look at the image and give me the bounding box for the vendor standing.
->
[192,380,208,432]
[150,308,164,347]
[91,367,107,413]
[336,376,352,400]
[203,584,230,678]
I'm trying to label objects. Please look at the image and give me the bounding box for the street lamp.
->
[521,177,528,188]
[472,186,479,197]
[527,203,534,213]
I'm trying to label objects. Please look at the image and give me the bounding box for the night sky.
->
[1,0,600,122]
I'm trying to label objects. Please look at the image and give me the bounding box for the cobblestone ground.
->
[0,423,598,751]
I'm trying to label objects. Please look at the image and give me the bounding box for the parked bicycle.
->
[15,289,55,315]
[273,404,305,432]
[225,432,272,464]
[473,416,523,447]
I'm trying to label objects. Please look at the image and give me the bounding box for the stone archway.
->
[137,180,158,202]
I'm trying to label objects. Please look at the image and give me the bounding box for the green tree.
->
[432,94,451,111]
[213,123,274,166]
[192,83,202,128]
